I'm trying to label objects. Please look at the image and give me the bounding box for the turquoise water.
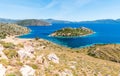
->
[19,23,120,48]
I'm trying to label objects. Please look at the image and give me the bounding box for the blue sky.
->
[0,0,120,21]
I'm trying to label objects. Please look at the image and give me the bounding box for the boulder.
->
[0,44,4,51]
[0,64,6,76]
[18,48,35,60]
[0,44,8,59]
[47,53,59,64]
[20,65,35,76]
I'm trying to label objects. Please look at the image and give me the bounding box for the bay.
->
[19,23,120,48]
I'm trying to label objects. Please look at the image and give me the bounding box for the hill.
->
[50,27,94,37]
[79,19,120,24]
[17,19,50,26]
[78,44,120,63]
[0,23,30,39]
[0,38,120,76]
[44,19,72,24]
[0,18,50,26]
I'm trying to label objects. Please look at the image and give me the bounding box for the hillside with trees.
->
[17,19,50,26]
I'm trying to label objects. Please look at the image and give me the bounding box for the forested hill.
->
[17,19,50,26]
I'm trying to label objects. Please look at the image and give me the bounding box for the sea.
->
[19,23,120,48]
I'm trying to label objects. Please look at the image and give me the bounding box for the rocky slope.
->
[0,23,30,39]
[78,44,120,63]
[0,39,120,76]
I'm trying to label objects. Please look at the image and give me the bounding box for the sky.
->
[0,0,120,21]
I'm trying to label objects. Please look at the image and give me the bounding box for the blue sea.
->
[19,23,120,48]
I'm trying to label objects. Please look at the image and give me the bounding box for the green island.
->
[50,27,94,37]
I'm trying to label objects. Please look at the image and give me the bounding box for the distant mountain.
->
[0,18,50,26]
[17,19,50,26]
[44,19,72,24]
[0,18,18,23]
[1,18,120,25]
[79,19,120,24]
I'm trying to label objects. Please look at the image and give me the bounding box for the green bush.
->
[2,42,15,48]
[3,50,18,59]
[30,64,38,69]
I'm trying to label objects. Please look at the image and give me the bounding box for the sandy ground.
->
[1,36,33,45]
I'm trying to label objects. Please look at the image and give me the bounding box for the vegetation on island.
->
[50,27,94,37]
[0,23,30,39]
[17,19,50,26]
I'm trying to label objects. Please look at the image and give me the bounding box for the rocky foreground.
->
[0,37,120,76]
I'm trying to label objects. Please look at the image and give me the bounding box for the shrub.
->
[29,64,38,69]
[0,59,9,65]
[3,50,18,59]
[6,73,16,76]
[2,42,15,49]
[35,37,39,40]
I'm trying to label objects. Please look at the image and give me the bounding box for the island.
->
[17,19,50,26]
[50,27,94,37]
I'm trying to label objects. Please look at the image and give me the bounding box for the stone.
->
[36,54,44,64]
[18,48,35,60]
[0,44,8,59]
[36,54,49,68]
[0,64,6,76]
[69,65,76,69]
[20,65,35,76]
[47,53,59,64]
[58,69,73,76]
[24,43,34,53]
[0,44,4,51]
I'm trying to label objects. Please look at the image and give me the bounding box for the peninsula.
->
[0,23,30,39]
[50,27,94,37]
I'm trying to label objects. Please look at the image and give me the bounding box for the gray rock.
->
[48,53,59,64]
[20,65,35,76]
[0,64,6,76]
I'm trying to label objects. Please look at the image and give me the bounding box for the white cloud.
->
[43,0,59,9]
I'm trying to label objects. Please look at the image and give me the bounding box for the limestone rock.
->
[20,65,35,76]
[0,44,8,59]
[58,69,73,76]
[18,48,35,60]
[0,64,6,76]
[47,53,59,64]
[36,54,49,68]
[24,43,34,53]
[36,54,44,64]
[0,44,4,51]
